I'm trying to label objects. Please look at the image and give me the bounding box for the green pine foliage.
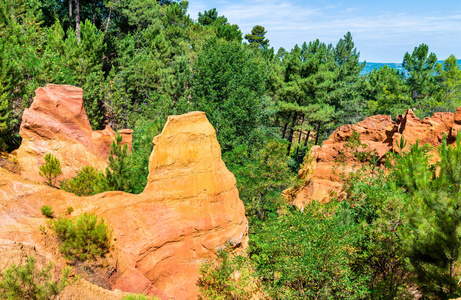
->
[224,139,296,223]
[434,54,461,112]
[392,135,461,297]
[51,213,112,263]
[60,166,106,196]
[40,205,54,219]
[362,65,411,117]
[0,256,71,300]
[244,25,269,49]
[39,154,62,188]
[183,38,267,153]
[250,203,368,299]
[105,133,132,192]
[129,118,164,194]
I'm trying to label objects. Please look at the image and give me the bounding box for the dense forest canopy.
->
[1,0,460,153]
[2,0,461,298]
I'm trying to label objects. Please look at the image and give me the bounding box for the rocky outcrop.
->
[285,109,461,208]
[15,84,132,183]
[1,104,248,299]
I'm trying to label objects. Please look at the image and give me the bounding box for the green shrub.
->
[39,153,62,187]
[0,256,71,300]
[41,205,54,218]
[51,213,112,262]
[197,248,256,300]
[60,166,106,196]
[66,207,74,215]
[105,133,132,192]
[251,204,369,299]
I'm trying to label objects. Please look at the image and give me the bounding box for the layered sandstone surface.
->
[285,108,461,208]
[1,86,248,299]
[15,84,132,183]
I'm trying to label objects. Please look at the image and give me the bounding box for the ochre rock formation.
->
[285,109,461,208]
[15,84,132,183]
[1,101,248,299]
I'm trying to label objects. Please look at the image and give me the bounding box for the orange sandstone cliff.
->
[285,108,461,208]
[15,84,132,183]
[0,86,248,299]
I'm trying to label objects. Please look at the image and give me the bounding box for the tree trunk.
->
[286,113,298,156]
[75,0,80,43]
[104,5,112,35]
[10,0,15,22]
[315,122,322,145]
[297,114,305,143]
[92,0,96,24]
[69,0,72,20]
[304,130,311,147]
[281,116,290,139]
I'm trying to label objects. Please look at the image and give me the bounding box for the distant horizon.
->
[187,0,461,63]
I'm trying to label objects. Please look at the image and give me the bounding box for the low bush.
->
[41,205,54,218]
[66,207,74,215]
[197,248,257,300]
[39,153,62,187]
[60,166,106,196]
[51,213,112,262]
[0,256,71,300]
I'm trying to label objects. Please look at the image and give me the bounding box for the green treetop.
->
[403,43,437,101]
[434,54,461,111]
[244,25,269,49]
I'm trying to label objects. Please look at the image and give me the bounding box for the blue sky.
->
[186,0,461,63]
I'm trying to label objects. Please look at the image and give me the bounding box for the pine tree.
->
[435,54,461,111]
[0,256,71,299]
[403,43,437,102]
[105,133,132,192]
[244,25,269,49]
[395,134,461,297]
[39,153,63,187]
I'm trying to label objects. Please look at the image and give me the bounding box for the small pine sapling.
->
[51,213,112,262]
[105,133,132,192]
[0,256,71,299]
[39,153,62,187]
[41,205,54,218]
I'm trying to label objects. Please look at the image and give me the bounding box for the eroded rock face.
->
[16,84,132,183]
[285,109,459,208]
[1,107,248,299]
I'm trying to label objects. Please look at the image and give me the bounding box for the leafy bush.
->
[198,248,257,300]
[224,139,296,222]
[250,204,369,299]
[39,153,62,187]
[51,213,112,262]
[66,207,74,215]
[0,256,71,300]
[40,205,54,218]
[342,165,411,299]
[60,166,106,196]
